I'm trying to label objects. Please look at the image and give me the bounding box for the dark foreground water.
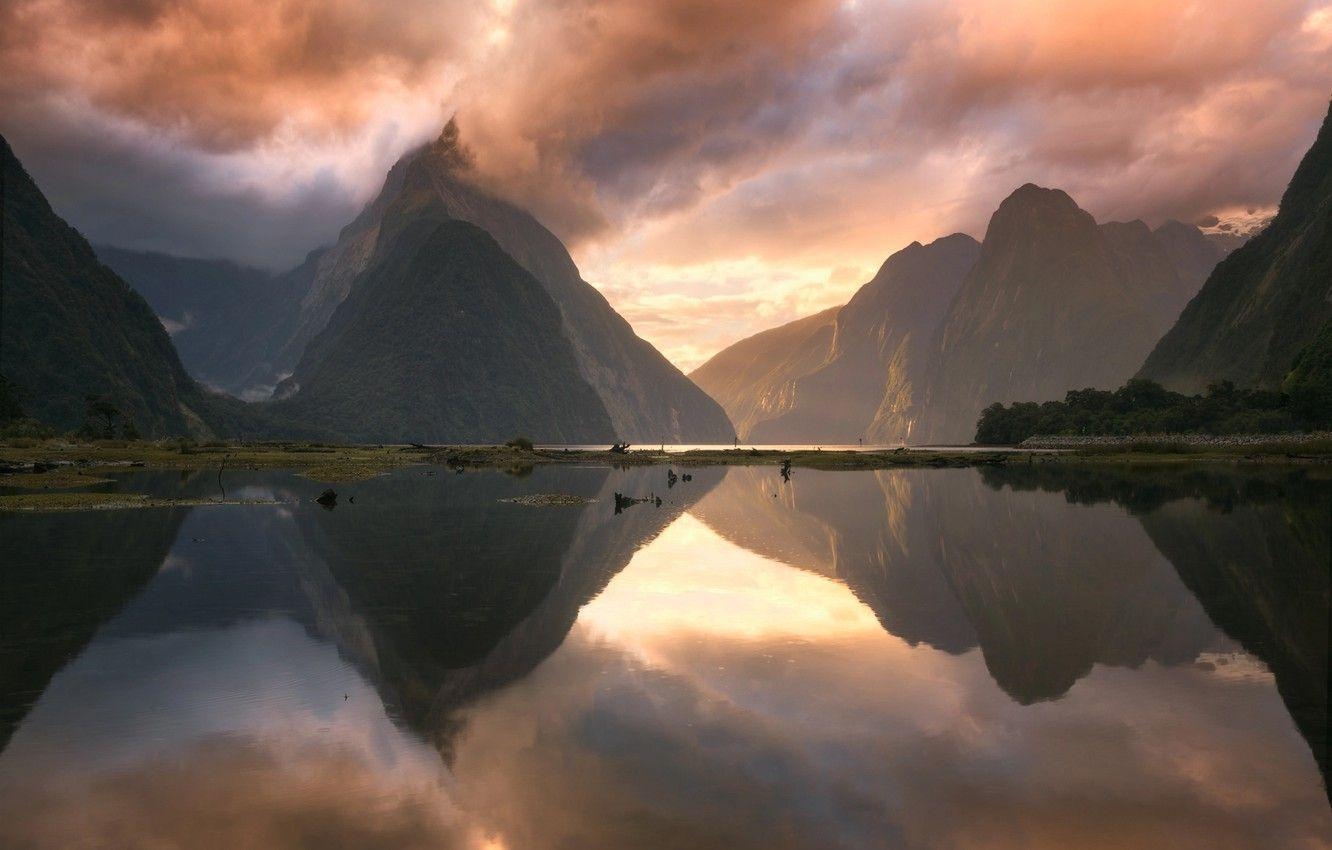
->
[0,464,1328,849]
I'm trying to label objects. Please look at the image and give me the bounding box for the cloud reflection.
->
[447,513,1332,849]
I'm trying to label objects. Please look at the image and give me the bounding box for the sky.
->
[2,0,1330,371]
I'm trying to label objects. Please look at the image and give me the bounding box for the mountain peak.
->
[999,183,1080,213]
[983,183,1093,246]
[423,116,474,171]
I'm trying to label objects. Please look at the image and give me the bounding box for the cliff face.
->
[274,123,734,443]
[1139,101,1332,392]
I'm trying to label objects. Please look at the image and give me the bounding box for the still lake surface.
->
[0,464,1328,848]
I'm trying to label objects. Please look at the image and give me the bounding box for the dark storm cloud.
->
[4,119,359,268]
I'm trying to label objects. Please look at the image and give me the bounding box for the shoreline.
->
[3,438,1328,510]
[2,437,1329,480]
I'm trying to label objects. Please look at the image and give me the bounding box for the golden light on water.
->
[578,514,886,652]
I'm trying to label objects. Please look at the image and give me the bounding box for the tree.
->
[79,396,122,439]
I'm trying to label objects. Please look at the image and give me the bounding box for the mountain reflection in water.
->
[0,464,1327,848]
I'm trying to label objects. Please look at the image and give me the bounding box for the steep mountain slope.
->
[917,185,1207,443]
[1,135,196,435]
[757,234,980,444]
[1139,101,1332,392]
[275,122,734,443]
[275,206,615,443]
[689,307,839,440]
[96,246,318,399]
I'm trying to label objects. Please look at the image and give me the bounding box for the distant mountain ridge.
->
[693,234,980,444]
[95,246,317,399]
[1139,100,1332,392]
[695,186,1224,444]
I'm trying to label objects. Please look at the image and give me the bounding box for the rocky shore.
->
[1019,432,1332,449]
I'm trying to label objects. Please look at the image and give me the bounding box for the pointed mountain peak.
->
[422,116,474,171]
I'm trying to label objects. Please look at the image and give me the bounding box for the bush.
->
[505,436,534,452]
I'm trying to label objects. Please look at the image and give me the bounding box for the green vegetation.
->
[1,136,197,435]
[975,371,1330,445]
[1283,321,1332,427]
[505,435,535,451]
[976,379,1294,443]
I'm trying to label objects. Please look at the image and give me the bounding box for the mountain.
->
[96,246,318,399]
[1139,101,1332,392]
[273,211,616,443]
[691,235,980,443]
[760,234,980,443]
[689,307,839,440]
[273,121,734,443]
[1,135,326,439]
[694,199,1223,445]
[916,185,1217,443]
[1,135,199,435]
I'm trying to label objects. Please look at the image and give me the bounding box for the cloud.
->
[1,0,1328,360]
[0,0,480,151]
[157,311,193,336]
[0,0,484,267]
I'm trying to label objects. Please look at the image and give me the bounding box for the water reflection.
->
[0,505,188,749]
[983,464,1330,787]
[0,463,1327,848]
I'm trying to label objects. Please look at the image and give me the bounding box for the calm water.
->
[0,464,1328,849]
